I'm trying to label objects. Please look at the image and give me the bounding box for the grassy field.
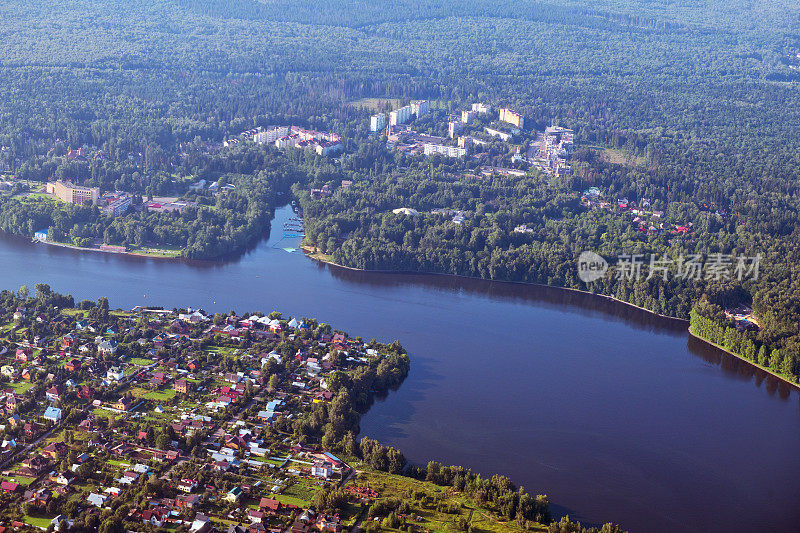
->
[129,245,183,258]
[354,467,545,533]
[24,515,53,528]
[205,345,239,356]
[11,381,34,393]
[277,477,320,506]
[143,388,176,401]
[2,475,36,486]
[130,357,154,366]
[601,147,647,168]
[18,192,54,203]
[347,97,403,112]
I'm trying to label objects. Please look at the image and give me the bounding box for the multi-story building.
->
[458,136,488,148]
[540,126,575,176]
[46,181,100,205]
[461,110,476,124]
[411,100,429,116]
[253,126,289,144]
[423,143,467,158]
[370,113,386,132]
[104,196,132,217]
[389,105,414,126]
[484,127,512,142]
[315,141,343,156]
[472,102,492,114]
[448,120,463,138]
[499,108,525,129]
[275,135,297,149]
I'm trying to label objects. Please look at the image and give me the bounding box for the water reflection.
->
[322,260,687,334]
[687,334,797,400]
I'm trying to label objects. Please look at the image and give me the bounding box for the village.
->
[224,127,343,158]
[579,186,698,238]
[0,290,476,533]
[370,102,574,176]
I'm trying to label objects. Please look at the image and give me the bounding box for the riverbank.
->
[33,237,182,259]
[301,245,689,324]
[688,327,800,392]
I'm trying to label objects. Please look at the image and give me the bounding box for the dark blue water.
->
[0,205,798,533]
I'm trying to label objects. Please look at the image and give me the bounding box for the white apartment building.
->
[370,113,386,132]
[423,143,466,158]
[253,126,289,144]
[411,100,429,116]
[389,105,414,126]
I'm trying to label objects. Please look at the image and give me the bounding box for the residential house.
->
[86,493,107,507]
[141,508,168,527]
[15,348,32,362]
[21,456,50,476]
[42,441,68,459]
[175,379,190,394]
[178,479,198,493]
[43,406,63,423]
[225,486,243,502]
[98,339,117,355]
[46,385,64,402]
[114,396,135,411]
[51,471,75,485]
[259,498,281,513]
[176,494,202,509]
[119,471,139,485]
[0,481,19,493]
[311,461,333,479]
[107,366,124,381]
[317,515,341,532]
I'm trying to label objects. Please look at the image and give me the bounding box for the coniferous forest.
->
[0,0,799,370]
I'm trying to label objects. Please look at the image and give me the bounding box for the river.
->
[1,205,799,533]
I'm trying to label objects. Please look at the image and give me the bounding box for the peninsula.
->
[0,286,617,533]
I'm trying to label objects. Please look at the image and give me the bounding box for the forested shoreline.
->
[0,0,796,363]
[0,0,798,528]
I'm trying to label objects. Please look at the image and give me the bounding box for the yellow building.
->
[46,180,100,205]
[499,108,525,129]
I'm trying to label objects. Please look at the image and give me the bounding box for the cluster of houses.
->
[580,187,694,237]
[224,126,343,157]
[390,207,467,225]
[0,300,406,532]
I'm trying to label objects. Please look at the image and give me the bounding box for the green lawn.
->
[280,478,319,504]
[143,388,176,401]
[12,381,34,393]
[130,357,154,366]
[3,475,36,486]
[24,515,53,528]
[19,192,55,203]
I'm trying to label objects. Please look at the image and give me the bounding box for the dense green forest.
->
[0,2,797,361]
[0,0,798,529]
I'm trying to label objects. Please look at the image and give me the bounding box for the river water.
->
[0,205,798,532]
